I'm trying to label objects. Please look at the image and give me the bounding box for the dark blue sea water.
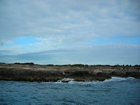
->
[0,77,140,105]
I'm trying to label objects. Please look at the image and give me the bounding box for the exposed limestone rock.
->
[0,64,140,82]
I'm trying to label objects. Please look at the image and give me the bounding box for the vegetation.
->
[14,62,34,65]
[0,62,139,67]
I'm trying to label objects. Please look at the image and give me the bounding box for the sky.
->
[0,0,140,65]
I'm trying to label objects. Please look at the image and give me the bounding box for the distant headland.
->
[0,62,140,82]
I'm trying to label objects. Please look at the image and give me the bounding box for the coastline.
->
[0,63,140,82]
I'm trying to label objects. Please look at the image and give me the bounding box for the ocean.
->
[0,77,140,105]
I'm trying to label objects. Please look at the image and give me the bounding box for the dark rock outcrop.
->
[0,64,140,82]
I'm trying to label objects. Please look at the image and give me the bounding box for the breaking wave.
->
[54,77,136,85]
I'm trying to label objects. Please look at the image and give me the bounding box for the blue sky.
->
[0,0,140,65]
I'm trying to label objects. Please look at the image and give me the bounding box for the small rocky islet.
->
[0,63,140,82]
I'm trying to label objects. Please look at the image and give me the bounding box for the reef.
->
[0,63,140,82]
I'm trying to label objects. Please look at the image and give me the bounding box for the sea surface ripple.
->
[0,77,140,105]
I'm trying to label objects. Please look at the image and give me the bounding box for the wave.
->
[55,78,75,84]
[53,77,136,85]
[103,77,135,82]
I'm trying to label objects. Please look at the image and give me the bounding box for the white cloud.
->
[0,0,140,42]
[0,0,140,64]
[0,43,140,65]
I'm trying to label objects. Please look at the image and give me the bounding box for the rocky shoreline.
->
[0,63,140,82]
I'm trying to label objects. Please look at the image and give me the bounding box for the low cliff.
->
[0,64,140,82]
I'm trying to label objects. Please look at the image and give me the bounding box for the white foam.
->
[54,77,135,84]
[68,80,101,85]
[103,77,135,82]
[54,78,98,84]
[55,78,74,84]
